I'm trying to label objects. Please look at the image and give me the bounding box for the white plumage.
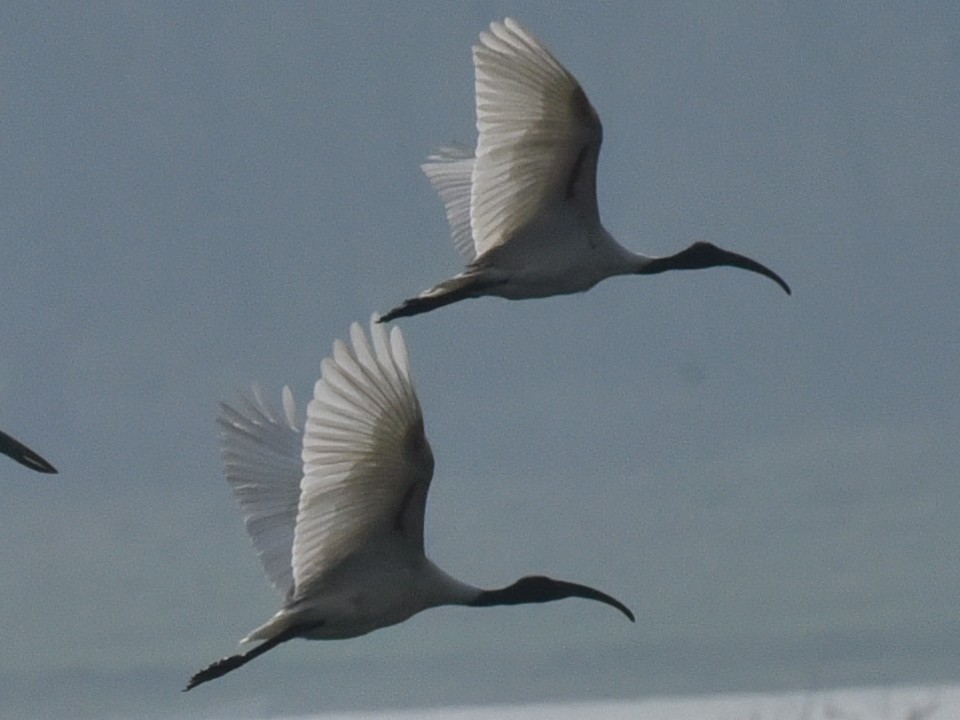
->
[187,317,632,690]
[381,18,789,322]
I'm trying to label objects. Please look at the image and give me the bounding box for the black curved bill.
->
[719,247,792,295]
[0,430,57,474]
[553,579,636,622]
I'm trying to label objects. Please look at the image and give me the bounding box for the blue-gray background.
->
[1,3,957,719]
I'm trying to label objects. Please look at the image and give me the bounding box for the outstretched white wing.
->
[421,145,477,260]
[292,318,433,596]
[218,385,303,598]
[469,18,603,258]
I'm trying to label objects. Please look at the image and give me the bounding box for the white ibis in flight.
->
[186,317,633,690]
[380,18,790,322]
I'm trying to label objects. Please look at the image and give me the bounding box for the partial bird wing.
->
[470,18,603,258]
[218,384,303,598]
[421,145,477,260]
[292,318,433,595]
[0,429,57,473]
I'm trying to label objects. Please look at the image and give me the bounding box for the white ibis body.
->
[186,318,633,690]
[380,18,790,322]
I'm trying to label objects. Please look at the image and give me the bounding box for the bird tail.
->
[240,609,295,645]
[379,272,500,322]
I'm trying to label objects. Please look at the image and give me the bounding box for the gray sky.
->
[1,3,958,719]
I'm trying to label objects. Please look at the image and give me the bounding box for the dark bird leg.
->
[184,626,303,691]
[379,273,502,323]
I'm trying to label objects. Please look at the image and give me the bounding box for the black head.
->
[474,575,635,622]
[647,241,791,295]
